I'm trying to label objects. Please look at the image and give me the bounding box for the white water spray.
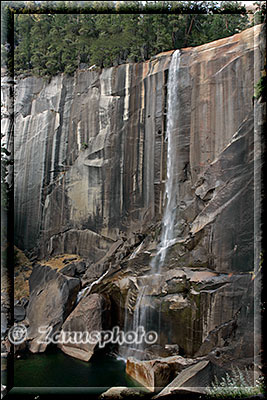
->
[125,50,181,358]
[76,268,110,304]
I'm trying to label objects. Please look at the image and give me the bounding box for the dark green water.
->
[12,348,142,396]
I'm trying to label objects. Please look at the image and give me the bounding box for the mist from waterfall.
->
[123,50,181,359]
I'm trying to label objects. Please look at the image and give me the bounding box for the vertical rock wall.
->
[14,53,172,259]
[11,23,265,361]
[13,24,263,270]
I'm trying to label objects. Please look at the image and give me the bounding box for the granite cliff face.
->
[11,24,265,372]
[14,25,263,262]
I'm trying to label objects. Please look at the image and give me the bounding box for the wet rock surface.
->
[96,257,255,359]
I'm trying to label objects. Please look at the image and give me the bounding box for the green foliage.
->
[1,135,12,211]
[207,366,265,399]
[10,1,251,77]
[254,75,267,101]
[81,142,88,150]
[1,44,7,67]
[252,1,266,25]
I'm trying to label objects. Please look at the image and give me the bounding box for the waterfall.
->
[124,50,181,359]
[132,286,146,331]
[76,268,110,304]
[129,242,143,260]
[151,49,181,273]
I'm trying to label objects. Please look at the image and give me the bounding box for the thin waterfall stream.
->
[123,50,181,359]
[151,49,181,273]
[76,268,110,304]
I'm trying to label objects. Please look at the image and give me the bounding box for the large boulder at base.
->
[153,387,206,399]
[126,356,199,392]
[58,293,110,361]
[152,360,220,398]
[26,263,80,353]
[99,387,148,399]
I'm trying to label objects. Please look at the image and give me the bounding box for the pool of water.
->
[10,348,142,396]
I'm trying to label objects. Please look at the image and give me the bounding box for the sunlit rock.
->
[126,355,199,392]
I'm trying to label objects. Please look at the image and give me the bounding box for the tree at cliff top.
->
[8,1,254,76]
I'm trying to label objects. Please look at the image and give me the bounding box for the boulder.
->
[60,260,87,278]
[58,293,110,362]
[126,356,198,392]
[99,387,148,399]
[14,304,26,322]
[26,263,80,353]
[152,360,220,398]
[60,263,77,277]
[75,261,87,275]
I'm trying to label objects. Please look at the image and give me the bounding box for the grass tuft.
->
[206,366,265,399]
